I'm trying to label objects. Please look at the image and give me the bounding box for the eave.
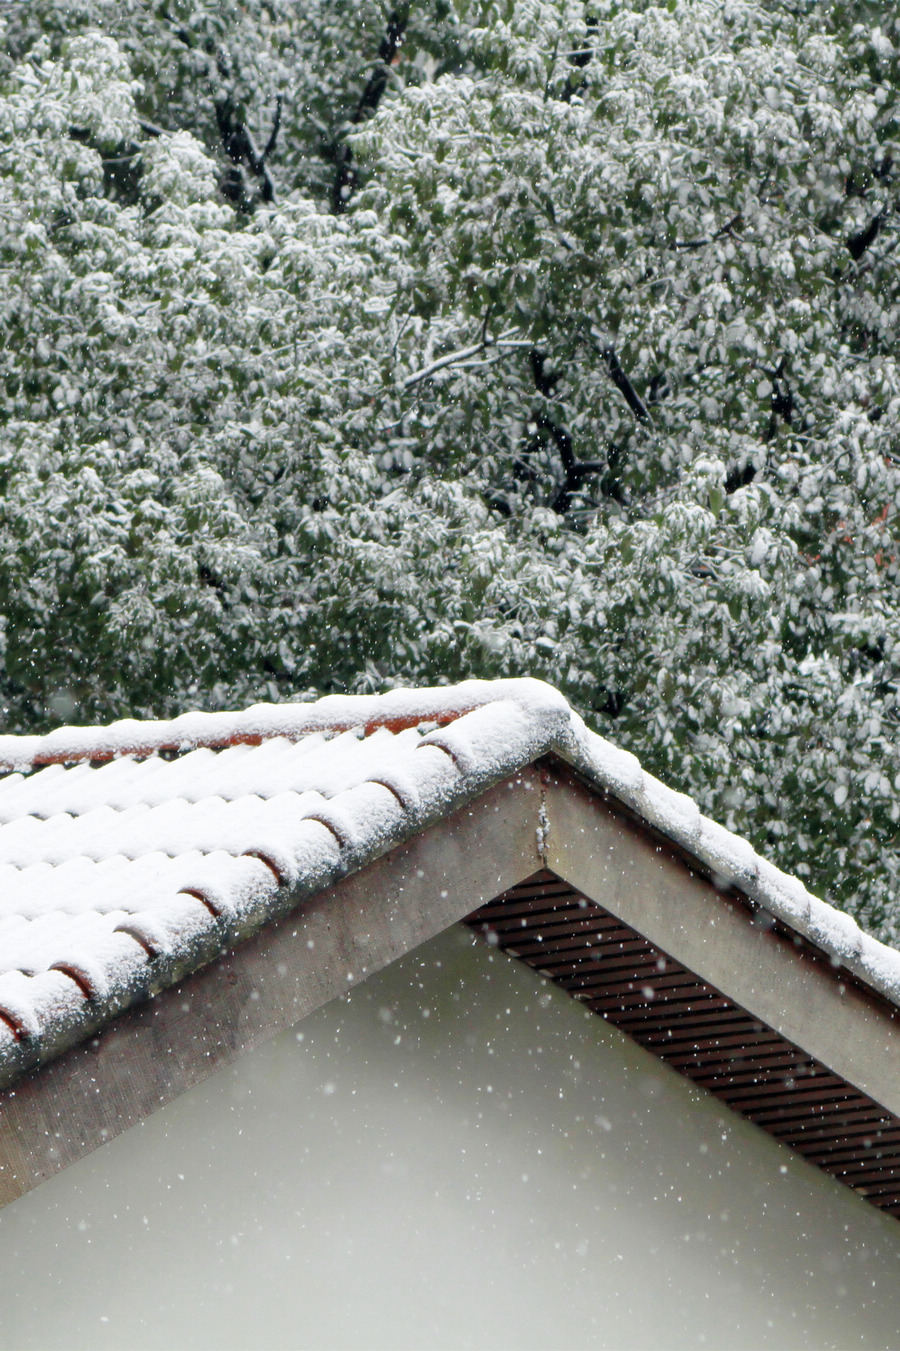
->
[2,757,899,1218]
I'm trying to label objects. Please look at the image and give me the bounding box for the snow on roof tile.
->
[0,677,897,1090]
[0,679,572,772]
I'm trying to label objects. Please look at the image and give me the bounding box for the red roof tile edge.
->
[0,679,570,774]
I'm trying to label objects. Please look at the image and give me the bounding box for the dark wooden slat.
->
[474,904,618,929]
[814,1153,900,1179]
[504,930,648,960]
[505,914,637,940]
[466,870,900,1222]
[768,1096,890,1126]
[534,946,678,974]
[848,1179,900,1202]
[650,1026,779,1053]
[473,897,588,924]
[773,1112,896,1146]
[687,1052,816,1081]
[664,1042,808,1071]
[590,972,710,996]
[689,1062,827,1092]
[518,952,657,979]
[747,1099,882,1130]
[802,1136,900,1165]
[559,970,684,996]
[819,1160,900,1185]
[594,993,734,1020]
[716,1078,850,1110]
[516,939,661,969]
[630,1010,767,1038]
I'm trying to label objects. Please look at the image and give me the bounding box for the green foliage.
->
[2,1,900,939]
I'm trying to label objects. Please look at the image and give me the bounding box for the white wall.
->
[2,925,900,1351]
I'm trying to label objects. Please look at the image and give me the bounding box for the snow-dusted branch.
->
[401,332,532,390]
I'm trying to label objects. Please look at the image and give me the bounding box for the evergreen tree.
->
[2,1,900,938]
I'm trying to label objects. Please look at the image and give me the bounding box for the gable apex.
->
[1,678,899,1218]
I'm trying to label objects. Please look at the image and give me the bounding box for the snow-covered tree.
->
[2,1,900,939]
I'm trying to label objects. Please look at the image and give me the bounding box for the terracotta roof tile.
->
[0,677,896,1091]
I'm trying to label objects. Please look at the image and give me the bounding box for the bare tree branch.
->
[215,50,282,210]
[527,349,620,513]
[332,5,410,213]
[848,211,885,262]
[599,345,650,421]
[156,14,281,212]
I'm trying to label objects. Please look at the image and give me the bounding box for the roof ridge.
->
[0,679,566,773]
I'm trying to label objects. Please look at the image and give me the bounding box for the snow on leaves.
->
[1,2,900,940]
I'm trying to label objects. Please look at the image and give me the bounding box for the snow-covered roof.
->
[0,677,896,1091]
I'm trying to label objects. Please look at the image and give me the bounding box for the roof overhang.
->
[3,756,900,1217]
